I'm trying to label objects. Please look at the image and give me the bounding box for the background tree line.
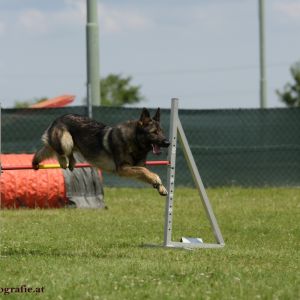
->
[14,74,144,108]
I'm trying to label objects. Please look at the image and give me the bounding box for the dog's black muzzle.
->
[160,139,171,148]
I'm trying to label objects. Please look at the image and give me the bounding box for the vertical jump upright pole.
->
[164,98,179,247]
[177,120,225,246]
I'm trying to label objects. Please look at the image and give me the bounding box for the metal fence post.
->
[0,102,2,207]
[259,0,267,108]
[86,0,100,107]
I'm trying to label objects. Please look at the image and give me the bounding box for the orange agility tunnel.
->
[1,154,68,208]
[0,154,105,209]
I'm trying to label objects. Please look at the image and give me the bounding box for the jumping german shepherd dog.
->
[32,108,170,196]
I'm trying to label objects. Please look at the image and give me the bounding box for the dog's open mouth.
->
[152,144,161,155]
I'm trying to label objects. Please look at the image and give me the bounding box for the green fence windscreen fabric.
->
[2,106,300,187]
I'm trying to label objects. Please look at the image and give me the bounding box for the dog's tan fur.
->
[118,166,168,195]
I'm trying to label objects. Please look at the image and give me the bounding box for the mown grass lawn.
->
[0,187,299,299]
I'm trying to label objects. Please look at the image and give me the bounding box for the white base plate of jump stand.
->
[180,237,203,244]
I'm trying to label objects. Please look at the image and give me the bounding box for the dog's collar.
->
[103,127,112,153]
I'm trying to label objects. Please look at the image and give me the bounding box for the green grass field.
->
[0,187,299,299]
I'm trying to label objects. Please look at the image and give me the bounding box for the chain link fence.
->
[1,106,300,187]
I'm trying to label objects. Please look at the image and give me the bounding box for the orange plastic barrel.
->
[0,154,68,208]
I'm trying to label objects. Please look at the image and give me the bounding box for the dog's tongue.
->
[152,144,161,155]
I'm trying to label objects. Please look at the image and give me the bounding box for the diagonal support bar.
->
[177,119,225,245]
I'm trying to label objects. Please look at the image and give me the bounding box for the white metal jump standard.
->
[161,98,225,249]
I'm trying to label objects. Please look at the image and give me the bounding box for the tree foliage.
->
[277,61,300,107]
[13,74,143,108]
[100,74,144,106]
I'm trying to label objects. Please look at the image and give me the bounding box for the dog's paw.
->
[32,162,40,170]
[58,160,68,169]
[58,156,69,169]
[151,175,167,196]
[158,185,168,196]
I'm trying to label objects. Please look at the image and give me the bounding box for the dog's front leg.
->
[117,166,168,196]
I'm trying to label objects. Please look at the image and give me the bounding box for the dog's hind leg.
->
[32,145,55,170]
[57,155,69,169]
[55,130,74,170]
[118,166,168,196]
[68,154,76,171]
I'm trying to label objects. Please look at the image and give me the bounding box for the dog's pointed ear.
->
[139,108,150,125]
[153,107,160,122]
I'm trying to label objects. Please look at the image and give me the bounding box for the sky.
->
[0,0,300,109]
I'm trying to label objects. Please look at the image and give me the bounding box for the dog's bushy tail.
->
[47,126,74,157]
[32,126,74,169]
